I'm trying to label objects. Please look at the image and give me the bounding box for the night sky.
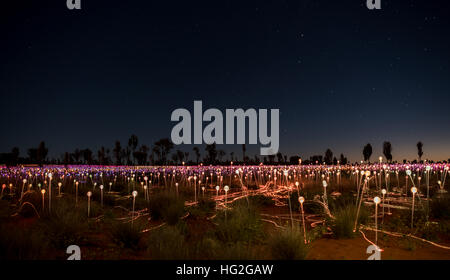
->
[1,0,450,162]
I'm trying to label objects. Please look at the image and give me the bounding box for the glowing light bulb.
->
[411,187,417,194]
[374,196,381,204]
[132,191,138,197]
[298,196,305,204]
[87,191,92,197]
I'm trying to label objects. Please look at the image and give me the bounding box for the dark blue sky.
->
[1,0,450,162]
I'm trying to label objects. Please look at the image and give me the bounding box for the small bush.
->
[111,222,143,250]
[147,225,187,259]
[269,228,308,260]
[430,195,450,219]
[149,191,185,225]
[39,199,88,249]
[328,204,368,239]
[215,202,263,243]
[0,225,48,260]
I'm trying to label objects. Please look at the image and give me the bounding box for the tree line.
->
[0,136,445,166]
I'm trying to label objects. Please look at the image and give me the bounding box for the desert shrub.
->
[328,204,368,239]
[38,199,88,249]
[214,202,263,243]
[269,227,308,260]
[149,191,185,225]
[430,195,450,219]
[0,224,48,260]
[329,206,356,238]
[111,221,144,250]
[147,225,187,259]
[417,222,440,241]
[328,192,355,212]
[192,237,222,259]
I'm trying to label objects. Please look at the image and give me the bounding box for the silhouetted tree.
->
[113,141,122,165]
[128,134,138,164]
[268,154,276,164]
[363,143,372,163]
[193,147,201,164]
[63,152,71,165]
[36,141,48,165]
[98,146,107,165]
[276,152,283,163]
[218,150,226,162]
[289,155,300,165]
[133,145,149,165]
[82,148,93,164]
[417,141,423,162]
[153,138,173,165]
[176,150,184,164]
[324,148,333,165]
[205,143,218,164]
[339,153,348,165]
[383,141,393,163]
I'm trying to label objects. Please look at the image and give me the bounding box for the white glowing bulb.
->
[411,187,417,194]
[322,180,327,187]
[381,189,387,195]
[100,185,104,190]
[23,179,27,184]
[406,170,412,176]
[298,196,305,204]
[41,189,46,194]
[87,191,92,197]
[374,196,381,204]
[224,185,229,192]
[216,186,220,191]
[132,191,138,197]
